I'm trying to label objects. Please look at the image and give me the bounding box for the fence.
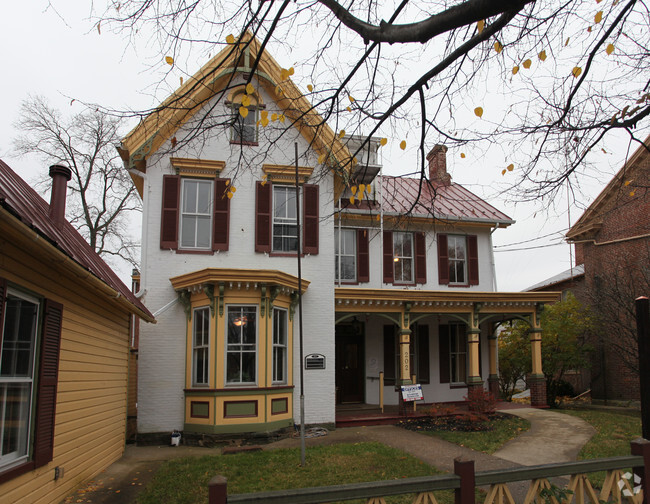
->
[208,439,650,504]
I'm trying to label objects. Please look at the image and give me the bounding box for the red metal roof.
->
[0,159,153,320]
[342,175,513,225]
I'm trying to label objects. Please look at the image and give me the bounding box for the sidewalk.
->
[61,408,595,503]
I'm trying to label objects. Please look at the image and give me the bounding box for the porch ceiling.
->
[334,287,560,314]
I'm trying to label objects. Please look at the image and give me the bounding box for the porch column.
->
[488,324,499,398]
[399,304,412,385]
[529,303,547,407]
[466,303,483,393]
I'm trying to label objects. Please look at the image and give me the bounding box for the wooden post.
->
[631,439,650,504]
[411,374,417,412]
[454,458,475,504]
[379,371,384,413]
[636,297,650,440]
[208,475,228,504]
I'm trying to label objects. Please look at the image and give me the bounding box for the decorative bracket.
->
[290,292,299,321]
[260,285,267,318]
[218,282,225,317]
[269,286,280,311]
[473,302,483,329]
[203,284,215,316]
[178,290,191,321]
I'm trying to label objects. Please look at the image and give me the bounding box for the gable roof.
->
[119,32,352,198]
[340,175,514,227]
[0,160,154,322]
[566,135,650,241]
[524,264,585,292]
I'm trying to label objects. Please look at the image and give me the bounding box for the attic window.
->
[227,85,264,145]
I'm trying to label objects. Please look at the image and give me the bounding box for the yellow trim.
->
[170,157,226,178]
[262,164,314,184]
[170,267,310,293]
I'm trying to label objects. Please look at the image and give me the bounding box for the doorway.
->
[335,322,365,403]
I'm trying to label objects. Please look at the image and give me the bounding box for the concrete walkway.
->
[61,408,595,503]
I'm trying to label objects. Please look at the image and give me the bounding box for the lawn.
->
[136,442,455,504]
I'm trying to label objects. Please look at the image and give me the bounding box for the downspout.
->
[129,168,148,299]
[489,224,499,291]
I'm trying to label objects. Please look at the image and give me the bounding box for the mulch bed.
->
[397,413,509,433]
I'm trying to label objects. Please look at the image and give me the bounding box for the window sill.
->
[176,249,215,255]
[230,140,259,147]
[269,252,307,257]
[450,383,468,389]
[447,283,471,288]
[392,282,416,287]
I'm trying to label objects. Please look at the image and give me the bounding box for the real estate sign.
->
[401,384,423,402]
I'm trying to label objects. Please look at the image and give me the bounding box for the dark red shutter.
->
[415,232,427,284]
[0,277,5,332]
[33,299,63,468]
[357,229,369,283]
[383,231,394,284]
[439,324,450,384]
[255,181,272,252]
[303,184,319,255]
[418,325,430,384]
[160,175,180,249]
[383,325,396,386]
[468,235,479,285]
[212,178,230,251]
[437,234,449,285]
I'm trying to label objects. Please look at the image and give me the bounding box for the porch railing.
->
[208,439,650,504]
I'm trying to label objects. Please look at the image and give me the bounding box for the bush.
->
[464,388,497,415]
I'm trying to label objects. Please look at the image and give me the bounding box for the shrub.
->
[464,387,497,415]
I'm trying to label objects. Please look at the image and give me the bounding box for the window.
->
[439,323,467,384]
[160,174,230,252]
[393,232,414,283]
[256,182,319,255]
[1,289,38,469]
[231,106,257,144]
[192,307,210,386]
[335,228,357,282]
[437,234,478,286]
[0,278,62,479]
[272,308,287,384]
[448,235,467,284]
[180,179,213,249]
[273,186,298,252]
[226,306,257,385]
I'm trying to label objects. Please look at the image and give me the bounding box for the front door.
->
[335,323,365,403]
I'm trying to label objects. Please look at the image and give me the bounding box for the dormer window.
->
[227,85,264,145]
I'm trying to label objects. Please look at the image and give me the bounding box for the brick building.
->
[566,136,650,402]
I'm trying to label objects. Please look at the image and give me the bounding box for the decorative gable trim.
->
[262,164,314,184]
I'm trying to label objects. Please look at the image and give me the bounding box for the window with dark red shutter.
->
[437,234,449,285]
[468,235,479,285]
[382,231,394,283]
[255,181,272,252]
[303,184,319,255]
[415,232,427,284]
[212,178,230,251]
[356,229,369,283]
[160,175,180,249]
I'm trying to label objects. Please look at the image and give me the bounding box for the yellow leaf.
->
[359,184,366,194]
[239,106,249,118]
[351,186,357,194]
[261,110,268,119]
[241,95,251,107]
[523,59,532,69]
[280,68,290,80]
[271,113,278,121]
[246,83,255,94]
[339,129,346,138]
[512,66,519,75]
[227,191,233,199]
[477,20,485,33]
[587,26,593,33]
[624,180,631,186]
[507,163,514,171]
[275,85,284,96]
[225,179,230,186]
[261,180,266,187]
[349,196,355,204]
[165,56,174,66]
[226,34,235,44]
[376,214,381,221]
[288,67,295,76]
[380,138,388,146]
[474,106,484,118]
[307,84,313,92]
[501,169,507,176]
[366,185,371,194]
[346,106,351,112]
[460,153,466,158]
[572,66,582,78]
[565,37,570,46]
[400,140,407,150]
[538,50,547,61]
[97,22,101,35]
[630,190,636,197]
[494,41,503,53]
[606,44,615,55]
[230,186,236,193]
[180,77,184,86]
[261,117,269,127]
[594,11,603,23]
[279,114,285,123]
[349,96,355,103]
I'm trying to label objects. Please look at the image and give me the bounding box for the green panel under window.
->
[271,398,288,414]
[224,400,258,418]
[190,401,210,418]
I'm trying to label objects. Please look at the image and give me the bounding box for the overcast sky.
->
[1,1,646,291]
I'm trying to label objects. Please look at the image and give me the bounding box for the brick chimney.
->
[426,144,451,186]
[49,165,72,227]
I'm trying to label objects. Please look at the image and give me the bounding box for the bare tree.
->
[13,95,140,267]
[96,0,649,206]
